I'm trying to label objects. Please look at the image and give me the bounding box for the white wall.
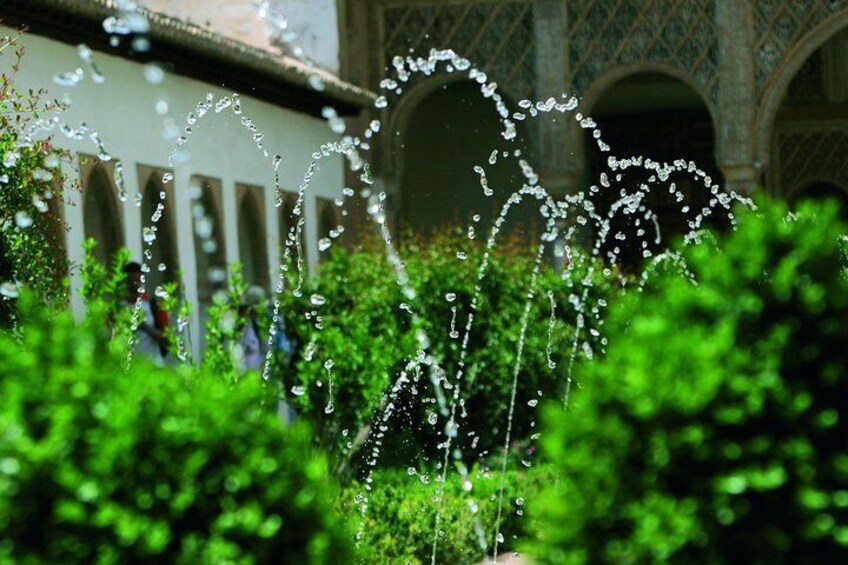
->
[139,0,341,74]
[274,0,340,74]
[7,27,345,358]
[140,0,275,51]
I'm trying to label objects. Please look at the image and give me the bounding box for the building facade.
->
[339,0,848,231]
[1,0,373,356]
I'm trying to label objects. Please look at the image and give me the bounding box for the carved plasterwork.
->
[381,0,535,100]
[567,0,718,101]
[776,125,848,196]
[754,0,846,100]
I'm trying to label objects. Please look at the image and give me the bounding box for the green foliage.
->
[0,294,353,563]
[277,232,613,471]
[202,264,250,382]
[528,199,848,563]
[0,32,71,326]
[349,464,552,564]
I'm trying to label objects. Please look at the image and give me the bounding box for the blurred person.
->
[122,262,168,364]
[238,285,267,372]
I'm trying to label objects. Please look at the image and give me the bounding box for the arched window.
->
[772,29,848,202]
[81,156,124,265]
[790,181,848,218]
[191,176,226,304]
[583,72,722,269]
[237,184,270,289]
[397,81,531,237]
[139,167,180,291]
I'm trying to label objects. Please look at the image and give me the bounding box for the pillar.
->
[716,0,761,194]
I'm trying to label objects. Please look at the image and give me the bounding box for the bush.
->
[527,199,848,563]
[278,232,614,472]
[349,464,552,564]
[0,32,71,326]
[0,295,352,563]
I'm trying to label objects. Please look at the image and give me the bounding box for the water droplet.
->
[53,68,84,87]
[14,211,32,229]
[318,238,332,252]
[290,385,306,397]
[195,217,213,239]
[445,292,457,303]
[144,63,165,84]
[374,95,388,109]
[131,36,151,52]
[207,267,226,283]
[308,74,325,91]
[0,281,20,298]
[527,399,538,407]
[142,226,156,243]
[310,294,326,306]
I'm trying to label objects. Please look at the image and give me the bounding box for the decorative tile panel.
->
[382,0,535,99]
[567,0,718,101]
[754,0,847,98]
[777,126,848,195]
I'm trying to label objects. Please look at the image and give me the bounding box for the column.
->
[716,0,761,194]
[532,0,580,195]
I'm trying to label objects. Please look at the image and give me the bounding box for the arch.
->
[756,8,848,165]
[788,179,848,211]
[191,176,227,304]
[565,64,720,185]
[392,79,531,236]
[237,184,270,289]
[579,63,720,134]
[383,73,472,185]
[81,157,124,266]
[139,166,180,291]
[577,70,722,269]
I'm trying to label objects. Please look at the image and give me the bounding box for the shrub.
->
[0,295,353,563]
[349,463,552,564]
[277,232,614,472]
[527,199,848,563]
[0,32,71,326]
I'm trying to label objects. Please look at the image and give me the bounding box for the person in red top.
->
[122,262,168,363]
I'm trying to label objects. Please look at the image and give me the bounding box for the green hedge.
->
[279,233,613,470]
[0,296,352,563]
[349,464,551,564]
[1,35,70,327]
[527,199,848,563]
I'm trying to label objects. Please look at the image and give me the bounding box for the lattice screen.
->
[567,0,718,101]
[777,126,848,196]
[754,0,847,99]
[381,0,536,100]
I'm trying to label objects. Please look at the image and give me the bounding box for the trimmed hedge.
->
[349,464,551,564]
[279,232,613,470]
[0,296,352,563]
[527,199,848,563]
